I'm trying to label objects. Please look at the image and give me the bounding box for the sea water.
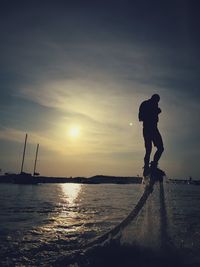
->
[0,182,200,266]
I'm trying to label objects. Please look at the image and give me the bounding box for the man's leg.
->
[143,128,152,175]
[152,128,164,165]
[144,143,152,167]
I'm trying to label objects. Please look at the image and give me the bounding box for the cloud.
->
[0,127,66,154]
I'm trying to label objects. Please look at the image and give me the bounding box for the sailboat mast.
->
[33,144,39,175]
[20,133,28,174]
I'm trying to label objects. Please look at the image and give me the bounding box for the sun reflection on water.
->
[61,183,82,205]
[34,183,83,238]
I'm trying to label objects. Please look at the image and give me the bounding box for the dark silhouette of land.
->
[0,173,142,184]
[0,173,199,185]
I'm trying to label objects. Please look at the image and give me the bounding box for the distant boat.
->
[15,134,40,184]
[1,134,40,184]
[12,172,39,184]
[0,172,39,184]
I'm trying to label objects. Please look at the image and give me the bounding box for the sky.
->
[0,0,200,178]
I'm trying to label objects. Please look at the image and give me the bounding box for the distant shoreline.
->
[0,174,200,185]
[0,174,142,184]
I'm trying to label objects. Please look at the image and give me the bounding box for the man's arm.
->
[138,102,145,121]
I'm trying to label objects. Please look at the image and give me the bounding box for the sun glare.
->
[69,126,80,138]
[61,184,81,205]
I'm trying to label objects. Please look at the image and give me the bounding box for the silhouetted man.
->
[139,94,164,176]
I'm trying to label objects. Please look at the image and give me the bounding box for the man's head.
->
[151,94,160,103]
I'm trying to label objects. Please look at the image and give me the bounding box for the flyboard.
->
[82,166,166,250]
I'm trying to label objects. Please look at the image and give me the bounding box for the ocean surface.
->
[0,182,200,266]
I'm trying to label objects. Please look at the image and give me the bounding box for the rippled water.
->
[0,182,200,266]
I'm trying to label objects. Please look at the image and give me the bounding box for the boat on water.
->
[10,172,39,184]
[0,134,40,185]
[0,172,39,184]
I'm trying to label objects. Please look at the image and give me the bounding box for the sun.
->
[69,126,80,138]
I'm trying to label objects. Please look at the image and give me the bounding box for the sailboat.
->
[12,134,39,184]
